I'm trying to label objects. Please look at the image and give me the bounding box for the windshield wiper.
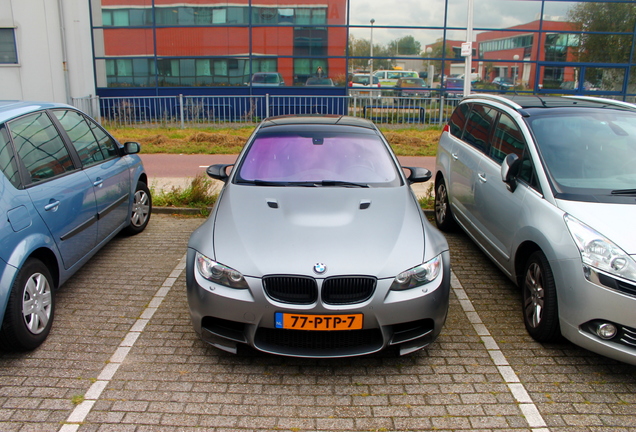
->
[248,180,319,187]
[319,180,369,188]
[246,180,369,188]
[611,188,636,195]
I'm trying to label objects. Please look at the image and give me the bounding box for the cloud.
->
[348,0,574,47]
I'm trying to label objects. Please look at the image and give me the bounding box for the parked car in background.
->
[440,77,466,98]
[349,74,381,99]
[373,70,419,88]
[305,77,335,86]
[459,73,481,83]
[0,101,151,351]
[186,115,451,358]
[395,77,430,99]
[492,76,515,90]
[434,93,636,365]
[249,72,285,86]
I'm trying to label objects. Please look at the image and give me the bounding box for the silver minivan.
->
[434,94,636,365]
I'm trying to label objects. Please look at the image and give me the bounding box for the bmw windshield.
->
[235,128,403,188]
[528,108,636,201]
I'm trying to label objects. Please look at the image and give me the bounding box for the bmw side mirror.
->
[207,164,233,182]
[404,166,432,184]
[501,153,521,192]
[124,142,141,155]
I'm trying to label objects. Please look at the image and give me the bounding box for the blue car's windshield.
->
[528,108,636,196]
[236,131,402,187]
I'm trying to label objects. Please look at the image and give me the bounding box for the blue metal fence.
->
[72,94,459,128]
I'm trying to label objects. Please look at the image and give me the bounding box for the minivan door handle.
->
[477,173,487,183]
[44,200,60,212]
[451,152,459,161]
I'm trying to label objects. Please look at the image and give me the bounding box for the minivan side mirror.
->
[501,153,521,192]
[207,164,233,182]
[124,142,141,155]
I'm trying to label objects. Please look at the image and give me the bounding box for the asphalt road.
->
[139,154,436,177]
[139,154,436,196]
[1,213,636,431]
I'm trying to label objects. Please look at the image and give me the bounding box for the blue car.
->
[0,101,151,350]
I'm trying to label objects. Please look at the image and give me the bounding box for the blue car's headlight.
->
[195,252,249,289]
[565,214,636,283]
[390,255,442,291]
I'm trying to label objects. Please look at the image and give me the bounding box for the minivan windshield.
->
[528,108,636,197]
[236,130,402,187]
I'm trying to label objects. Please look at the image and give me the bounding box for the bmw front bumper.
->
[186,248,451,358]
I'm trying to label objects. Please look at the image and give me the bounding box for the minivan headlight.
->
[564,214,636,283]
[390,255,442,291]
[195,252,249,289]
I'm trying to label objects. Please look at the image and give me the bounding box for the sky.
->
[347,0,574,47]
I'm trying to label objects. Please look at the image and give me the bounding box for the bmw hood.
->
[203,184,426,279]
[557,200,636,254]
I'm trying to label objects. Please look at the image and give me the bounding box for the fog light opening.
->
[596,322,618,340]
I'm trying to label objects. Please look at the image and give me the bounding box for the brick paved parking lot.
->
[1,214,636,432]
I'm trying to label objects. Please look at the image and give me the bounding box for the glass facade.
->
[91,0,636,99]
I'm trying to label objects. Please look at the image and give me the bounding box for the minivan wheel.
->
[124,181,151,235]
[434,180,456,231]
[0,258,55,351]
[522,251,561,343]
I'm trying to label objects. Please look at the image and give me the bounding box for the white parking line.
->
[450,272,550,432]
[58,255,188,432]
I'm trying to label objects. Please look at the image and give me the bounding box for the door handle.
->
[478,173,487,183]
[93,178,104,187]
[451,152,459,161]
[44,200,60,212]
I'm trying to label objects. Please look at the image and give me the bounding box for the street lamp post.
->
[369,19,375,89]
[513,54,519,89]
[463,0,474,97]
[426,46,433,88]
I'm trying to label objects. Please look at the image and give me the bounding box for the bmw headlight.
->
[390,255,442,291]
[564,214,636,282]
[195,252,249,289]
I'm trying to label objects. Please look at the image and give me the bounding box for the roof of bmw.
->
[261,114,377,130]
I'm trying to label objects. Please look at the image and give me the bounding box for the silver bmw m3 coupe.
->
[186,115,451,358]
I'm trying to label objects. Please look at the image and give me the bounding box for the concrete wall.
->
[0,0,95,103]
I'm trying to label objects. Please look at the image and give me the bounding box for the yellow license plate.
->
[275,313,363,331]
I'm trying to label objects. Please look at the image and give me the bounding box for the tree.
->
[567,2,635,64]
[567,2,636,91]
[388,35,422,56]
[423,39,457,79]
[348,35,393,72]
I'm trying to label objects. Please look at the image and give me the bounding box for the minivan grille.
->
[263,276,317,304]
[598,273,636,297]
[322,277,376,305]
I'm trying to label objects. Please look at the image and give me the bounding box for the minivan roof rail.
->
[462,93,523,110]
[563,95,636,110]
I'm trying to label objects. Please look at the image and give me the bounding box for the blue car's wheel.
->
[124,181,152,235]
[0,258,55,351]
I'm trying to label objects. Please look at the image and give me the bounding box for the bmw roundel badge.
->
[313,263,327,274]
